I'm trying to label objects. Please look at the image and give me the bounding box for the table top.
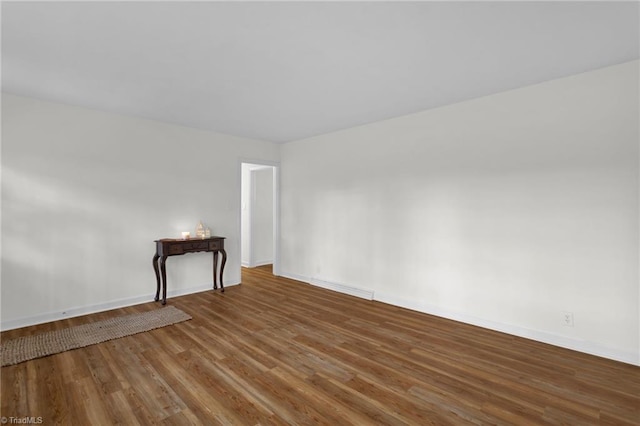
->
[156,236,225,243]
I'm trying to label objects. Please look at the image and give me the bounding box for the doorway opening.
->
[241,162,278,278]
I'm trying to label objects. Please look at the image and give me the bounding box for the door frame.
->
[238,158,280,276]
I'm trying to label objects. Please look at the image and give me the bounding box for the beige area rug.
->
[1,306,192,367]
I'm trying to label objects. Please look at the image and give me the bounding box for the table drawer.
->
[184,242,209,252]
[209,240,223,250]
[168,245,184,255]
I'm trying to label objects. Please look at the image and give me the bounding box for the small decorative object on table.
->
[195,221,205,238]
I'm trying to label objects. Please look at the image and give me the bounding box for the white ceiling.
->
[2,1,638,143]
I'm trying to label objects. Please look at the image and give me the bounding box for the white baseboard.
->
[280,271,308,283]
[309,277,374,300]
[1,294,156,332]
[374,290,639,367]
[1,279,241,331]
[279,271,373,300]
[243,260,273,268]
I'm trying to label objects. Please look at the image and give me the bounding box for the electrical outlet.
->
[562,311,574,327]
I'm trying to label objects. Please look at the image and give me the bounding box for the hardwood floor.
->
[1,265,639,425]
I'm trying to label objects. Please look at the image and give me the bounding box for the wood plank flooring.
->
[1,265,639,425]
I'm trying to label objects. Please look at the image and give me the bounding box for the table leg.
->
[152,253,161,302]
[160,255,168,305]
[212,251,219,290]
[219,249,227,292]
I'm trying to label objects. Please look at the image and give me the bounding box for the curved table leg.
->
[152,253,161,302]
[159,255,168,305]
[219,249,227,292]
[212,251,219,290]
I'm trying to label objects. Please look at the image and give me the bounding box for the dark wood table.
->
[152,236,226,305]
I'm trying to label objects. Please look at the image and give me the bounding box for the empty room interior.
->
[1,1,639,425]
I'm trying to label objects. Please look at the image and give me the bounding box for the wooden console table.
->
[152,236,226,305]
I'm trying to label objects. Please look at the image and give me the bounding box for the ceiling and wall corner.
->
[1,1,638,143]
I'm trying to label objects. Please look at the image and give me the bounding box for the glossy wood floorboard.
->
[2,265,639,425]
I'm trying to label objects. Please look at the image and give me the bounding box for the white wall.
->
[252,167,274,266]
[280,60,640,365]
[1,93,279,329]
